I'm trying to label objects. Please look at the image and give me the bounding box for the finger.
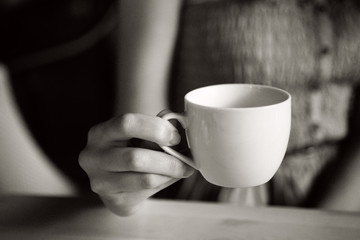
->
[90,172,175,193]
[100,178,180,216]
[99,147,195,178]
[89,113,180,146]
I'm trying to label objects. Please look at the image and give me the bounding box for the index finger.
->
[88,113,180,146]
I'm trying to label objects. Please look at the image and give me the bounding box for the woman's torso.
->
[168,0,360,206]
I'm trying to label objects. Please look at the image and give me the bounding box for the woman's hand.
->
[79,113,194,216]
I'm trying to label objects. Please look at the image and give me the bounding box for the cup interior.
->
[185,84,290,109]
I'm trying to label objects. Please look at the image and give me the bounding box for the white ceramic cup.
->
[158,84,291,188]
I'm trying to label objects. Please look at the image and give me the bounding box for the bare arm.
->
[115,0,182,115]
[79,0,192,217]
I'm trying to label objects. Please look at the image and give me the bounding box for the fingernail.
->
[170,131,181,145]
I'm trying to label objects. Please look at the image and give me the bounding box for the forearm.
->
[115,0,182,115]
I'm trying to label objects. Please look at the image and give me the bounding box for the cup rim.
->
[184,83,291,111]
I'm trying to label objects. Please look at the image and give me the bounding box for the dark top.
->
[0,0,117,193]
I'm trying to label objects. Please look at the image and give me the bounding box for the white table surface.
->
[0,195,359,239]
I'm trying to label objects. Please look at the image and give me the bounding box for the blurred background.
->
[0,0,118,196]
[0,0,360,212]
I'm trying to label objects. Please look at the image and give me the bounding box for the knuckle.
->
[123,149,146,171]
[87,124,102,142]
[78,148,92,171]
[87,125,97,138]
[78,146,103,172]
[90,178,107,195]
[139,174,158,189]
[116,113,137,136]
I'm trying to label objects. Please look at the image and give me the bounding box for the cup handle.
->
[157,109,198,170]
